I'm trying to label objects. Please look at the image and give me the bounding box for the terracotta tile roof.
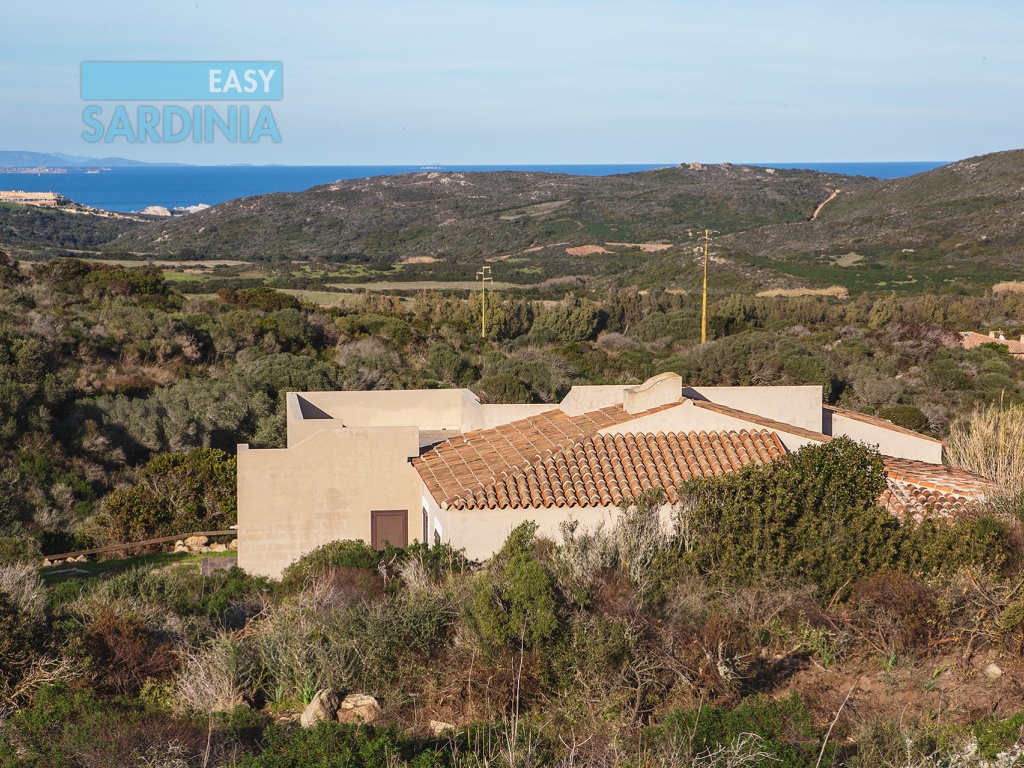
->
[686,398,832,443]
[415,397,991,521]
[824,405,943,444]
[414,401,683,507]
[960,331,1024,356]
[880,457,991,522]
[437,429,786,510]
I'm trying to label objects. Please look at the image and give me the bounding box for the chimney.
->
[623,372,682,414]
[990,331,997,338]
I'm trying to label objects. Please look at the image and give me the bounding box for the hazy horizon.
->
[4,1,1021,166]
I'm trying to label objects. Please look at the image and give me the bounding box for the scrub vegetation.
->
[5,152,1024,763]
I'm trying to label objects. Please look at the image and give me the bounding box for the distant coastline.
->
[0,161,949,214]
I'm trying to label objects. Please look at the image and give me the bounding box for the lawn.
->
[40,549,238,584]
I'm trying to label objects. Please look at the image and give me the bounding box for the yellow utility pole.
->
[701,229,710,344]
[476,265,493,338]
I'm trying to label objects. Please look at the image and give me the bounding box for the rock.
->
[209,542,228,552]
[173,544,190,554]
[228,539,238,550]
[174,540,184,547]
[337,693,381,724]
[300,689,340,729]
[428,720,456,736]
[42,559,52,567]
[984,663,1003,680]
[184,535,208,549]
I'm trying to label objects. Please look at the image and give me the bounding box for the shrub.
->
[0,592,42,690]
[428,343,474,386]
[467,522,562,657]
[234,722,446,768]
[878,404,931,433]
[680,438,901,598]
[474,373,533,404]
[848,571,939,654]
[103,447,236,540]
[218,286,302,312]
[175,631,255,713]
[79,607,177,696]
[649,693,831,768]
[0,683,210,767]
[280,540,384,590]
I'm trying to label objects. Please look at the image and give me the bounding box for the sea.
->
[0,162,947,214]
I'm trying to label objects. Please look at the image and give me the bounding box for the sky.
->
[2,0,1023,165]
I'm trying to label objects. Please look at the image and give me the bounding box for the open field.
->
[327,280,524,291]
[756,285,850,298]
[40,549,238,584]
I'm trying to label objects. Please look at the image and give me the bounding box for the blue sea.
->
[0,162,947,214]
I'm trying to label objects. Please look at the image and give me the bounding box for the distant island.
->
[0,150,189,169]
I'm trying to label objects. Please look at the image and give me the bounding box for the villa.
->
[236,372,989,578]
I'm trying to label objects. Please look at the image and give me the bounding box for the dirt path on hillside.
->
[811,189,841,220]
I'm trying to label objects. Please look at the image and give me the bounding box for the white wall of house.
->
[444,504,620,560]
[599,400,825,452]
[681,385,823,433]
[826,412,943,464]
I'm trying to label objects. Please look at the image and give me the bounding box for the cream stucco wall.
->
[481,404,557,429]
[826,412,943,464]
[600,400,825,452]
[237,426,424,578]
[444,504,621,560]
[681,385,823,433]
[289,389,480,435]
[559,385,634,416]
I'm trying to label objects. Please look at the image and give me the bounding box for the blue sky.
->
[2,0,1023,164]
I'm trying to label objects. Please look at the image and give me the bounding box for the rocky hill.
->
[106,165,866,287]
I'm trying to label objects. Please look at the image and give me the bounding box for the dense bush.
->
[680,438,899,597]
[468,522,562,656]
[103,447,236,540]
[878,403,931,433]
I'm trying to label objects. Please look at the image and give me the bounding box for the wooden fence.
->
[44,530,236,563]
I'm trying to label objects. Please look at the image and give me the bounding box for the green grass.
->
[731,251,1022,294]
[161,271,209,282]
[41,549,237,584]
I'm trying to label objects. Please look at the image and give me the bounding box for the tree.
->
[103,448,236,540]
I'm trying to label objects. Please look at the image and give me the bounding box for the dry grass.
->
[0,564,46,618]
[756,286,850,299]
[565,245,612,256]
[947,402,1024,496]
[992,281,1024,294]
[605,242,675,252]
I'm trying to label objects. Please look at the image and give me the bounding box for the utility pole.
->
[701,229,710,344]
[476,265,493,339]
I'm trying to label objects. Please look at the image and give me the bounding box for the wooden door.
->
[371,510,408,550]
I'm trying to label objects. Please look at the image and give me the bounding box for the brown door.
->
[371,510,408,550]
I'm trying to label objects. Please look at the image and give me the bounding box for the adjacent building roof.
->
[688,398,832,443]
[880,457,991,522]
[960,331,1024,356]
